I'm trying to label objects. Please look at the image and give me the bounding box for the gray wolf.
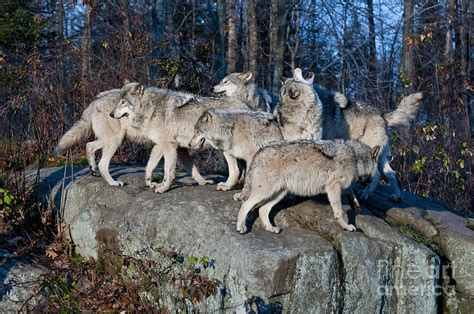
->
[331,92,423,201]
[55,88,213,187]
[235,139,380,233]
[274,68,324,141]
[276,68,423,201]
[110,82,250,193]
[213,72,272,112]
[188,109,283,190]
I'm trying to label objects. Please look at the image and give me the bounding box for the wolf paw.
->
[146,181,160,189]
[110,180,125,187]
[217,182,232,191]
[154,184,170,194]
[265,226,281,234]
[89,167,98,176]
[345,224,356,232]
[236,222,247,234]
[196,178,214,186]
[233,192,242,201]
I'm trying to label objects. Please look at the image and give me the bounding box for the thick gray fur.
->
[189,109,283,190]
[235,139,379,234]
[110,82,250,193]
[213,72,272,112]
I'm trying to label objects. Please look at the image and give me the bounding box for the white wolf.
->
[213,72,272,112]
[110,82,250,193]
[276,68,423,201]
[188,109,283,190]
[55,89,213,187]
[235,139,380,234]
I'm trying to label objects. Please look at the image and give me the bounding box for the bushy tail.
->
[384,92,424,127]
[54,105,94,154]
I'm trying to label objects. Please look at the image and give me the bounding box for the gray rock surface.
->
[3,165,473,312]
[0,249,49,312]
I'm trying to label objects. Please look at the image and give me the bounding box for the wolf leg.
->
[145,144,163,189]
[98,142,123,186]
[154,143,178,193]
[236,190,268,234]
[233,162,253,201]
[360,168,381,200]
[382,159,402,202]
[346,188,361,213]
[217,152,240,191]
[176,148,214,185]
[327,184,356,231]
[258,191,287,233]
[86,139,105,176]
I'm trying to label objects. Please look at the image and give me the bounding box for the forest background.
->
[0,0,472,212]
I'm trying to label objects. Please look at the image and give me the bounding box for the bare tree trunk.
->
[269,0,290,95]
[151,0,165,81]
[402,0,415,92]
[119,0,134,79]
[165,0,179,58]
[444,0,456,62]
[288,1,300,71]
[247,0,258,75]
[366,0,377,99]
[216,0,227,77]
[226,0,237,73]
[81,4,93,104]
[57,0,65,128]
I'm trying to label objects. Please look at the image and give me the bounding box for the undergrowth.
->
[26,248,219,312]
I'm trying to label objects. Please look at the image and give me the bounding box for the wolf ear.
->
[202,111,213,124]
[123,79,131,85]
[289,86,300,100]
[134,84,145,98]
[371,146,381,160]
[239,71,253,83]
[305,71,315,84]
[280,75,288,84]
[293,68,304,81]
[334,92,348,108]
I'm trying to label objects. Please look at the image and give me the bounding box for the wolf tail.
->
[384,92,424,127]
[54,105,94,155]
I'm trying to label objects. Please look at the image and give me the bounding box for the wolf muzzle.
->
[188,134,205,150]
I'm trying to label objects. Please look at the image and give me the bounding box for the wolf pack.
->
[55,68,423,234]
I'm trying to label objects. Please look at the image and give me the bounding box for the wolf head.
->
[189,110,228,150]
[110,82,145,119]
[213,72,253,97]
[280,68,319,108]
[346,140,380,184]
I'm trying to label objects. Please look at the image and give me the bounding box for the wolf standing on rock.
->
[110,82,250,193]
[213,72,273,112]
[235,140,380,234]
[275,69,324,141]
[276,68,423,201]
[188,109,283,190]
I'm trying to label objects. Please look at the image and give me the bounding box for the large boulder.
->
[4,165,471,312]
[33,165,450,312]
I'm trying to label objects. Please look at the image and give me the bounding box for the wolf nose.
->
[109,112,114,118]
